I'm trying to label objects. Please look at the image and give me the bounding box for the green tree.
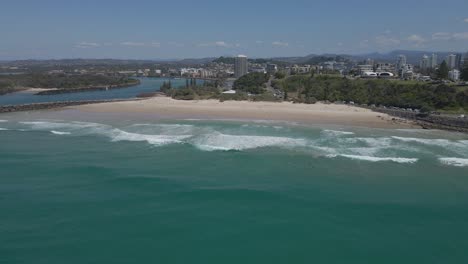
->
[274,71,286,79]
[233,73,269,94]
[437,61,449,80]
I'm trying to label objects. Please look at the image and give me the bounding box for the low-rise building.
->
[357,65,373,75]
[266,64,278,74]
[449,69,460,81]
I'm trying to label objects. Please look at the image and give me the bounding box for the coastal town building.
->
[398,64,414,79]
[430,54,438,69]
[234,55,248,78]
[448,69,460,81]
[375,63,395,73]
[420,55,430,71]
[447,54,457,69]
[291,65,312,74]
[357,65,373,75]
[396,55,406,74]
[365,58,374,66]
[266,64,278,74]
[249,67,266,73]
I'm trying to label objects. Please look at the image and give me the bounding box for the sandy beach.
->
[70,97,417,128]
[20,88,58,94]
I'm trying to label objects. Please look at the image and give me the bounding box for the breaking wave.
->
[392,136,460,147]
[14,120,468,163]
[439,158,468,167]
[110,130,191,146]
[327,154,418,164]
[322,129,355,136]
[191,132,307,151]
[20,121,192,147]
[51,130,71,135]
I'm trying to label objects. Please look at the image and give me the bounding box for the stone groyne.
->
[0,99,137,113]
[35,80,141,95]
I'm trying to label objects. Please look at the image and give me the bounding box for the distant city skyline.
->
[1,0,468,60]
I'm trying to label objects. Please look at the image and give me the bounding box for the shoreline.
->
[68,97,417,129]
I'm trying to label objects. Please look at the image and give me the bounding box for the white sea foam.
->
[191,132,307,151]
[0,128,8,131]
[391,136,454,147]
[109,129,191,146]
[347,147,381,156]
[391,136,468,155]
[341,137,394,149]
[20,121,192,146]
[0,120,7,122]
[20,121,101,131]
[439,158,468,167]
[322,129,355,136]
[51,130,71,135]
[327,154,418,164]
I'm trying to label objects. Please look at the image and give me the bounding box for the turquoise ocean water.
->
[1,111,468,263]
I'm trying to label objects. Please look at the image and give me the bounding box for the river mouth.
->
[0,77,197,106]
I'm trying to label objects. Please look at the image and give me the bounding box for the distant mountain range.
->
[272,50,464,65]
[1,50,466,67]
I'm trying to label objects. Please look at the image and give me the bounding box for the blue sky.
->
[1,0,468,60]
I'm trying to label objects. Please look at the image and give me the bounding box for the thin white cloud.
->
[272,41,289,47]
[215,41,229,47]
[407,34,426,46]
[121,42,146,47]
[197,41,237,48]
[432,32,452,40]
[464,18,468,23]
[255,40,264,45]
[432,32,468,41]
[74,42,100,48]
[375,35,401,47]
[453,32,468,40]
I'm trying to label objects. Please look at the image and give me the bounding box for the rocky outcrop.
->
[372,108,468,133]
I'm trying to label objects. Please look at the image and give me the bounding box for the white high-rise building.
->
[235,55,248,78]
[430,54,438,69]
[420,55,430,71]
[396,55,406,74]
[447,54,457,69]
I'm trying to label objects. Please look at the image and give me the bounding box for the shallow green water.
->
[1,115,468,263]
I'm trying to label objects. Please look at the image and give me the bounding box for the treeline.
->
[0,73,139,92]
[0,80,17,95]
[274,75,468,111]
[160,80,221,100]
[233,73,270,94]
